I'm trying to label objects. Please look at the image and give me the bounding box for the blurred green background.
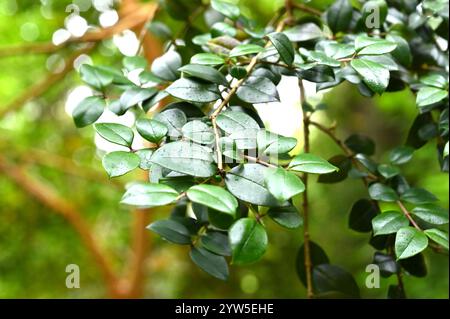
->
[0,0,448,299]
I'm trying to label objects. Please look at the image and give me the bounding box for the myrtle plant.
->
[71,0,448,298]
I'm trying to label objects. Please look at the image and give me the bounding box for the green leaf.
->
[72,96,105,128]
[389,146,414,165]
[289,153,339,174]
[120,87,157,109]
[190,53,225,66]
[420,73,448,89]
[190,246,229,280]
[400,188,438,205]
[153,109,187,138]
[151,141,216,177]
[142,90,169,113]
[308,51,340,67]
[187,184,238,215]
[135,148,154,170]
[230,65,247,79]
[121,183,179,207]
[136,118,168,144]
[412,204,449,225]
[150,50,181,81]
[386,34,412,67]
[211,0,240,20]
[166,78,220,103]
[344,134,375,155]
[322,42,355,60]
[94,123,134,147]
[237,76,279,103]
[444,141,449,157]
[211,22,237,37]
[123,56,147,71]
[399,253,427,278]
[265,167,305,202]
[296,241,329,286]
[357,41,397,55]
[266,32,295,65]
[267,205,303,229]
[424,229,448,249]
[216,110,260,134]
[312,264,360,298]
[178,64,228,86]
[229,44,264,58]
[351,58,390,94]
[257,130,297,155]
[229,128,258,149]
[326,0,353,34]
[181,120,214,144]
[283,23,323,42]
[377,164,400,179]
[201,231,231,256]
[102,151,140,178]
[317,155,352,184]
[229,218,268,265]
[372,252,398,278]
[147,21,173,40]
[368,183,398,202]
[79,64,113,90]
[395,227,428,260]
[225,164,283,207]
[416,87,448,108]
[372,210,409,236]
[348,199,380,233]
[147,219,191,244]
[298,65,335,83]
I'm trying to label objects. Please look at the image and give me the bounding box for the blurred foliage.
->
[0,0,448,299]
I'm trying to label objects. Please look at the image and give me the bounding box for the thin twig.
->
[243,155,277,168]
[396,200,421,231]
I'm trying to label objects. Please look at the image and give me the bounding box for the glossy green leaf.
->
[344,134,375,155]
[368,183,398,202]
[265,167,305,202]
[201,231,231,256]
[229,218,268,265]
[151,50,181,81]
[211,0,240,20]
[412,204,449,225]
[283,23,323,42]
[178,64,228,86]
[135,148,154,170]
[121,183,179,207]
[317,155,352,183]
[225,164,283,207]
[216,110,260,134]
[296,241,329,286]
[187,184,238,215]
[79,64,113,90]
[267,205,303,229]
[257,130,297,155]
[237,76,279,103]
[326,0,353,33]
[72,96,105,128]
[266,32,295,65]
[153,109,187,138]
[351,58,390,94]
[147,219,191,244]
[229,44,264,58]
[123,56,147,71]
[372,210,409,235]
[312,264,360,298]
[136,118,168,144]
[395,227,428,260]
[424,229,448,249]
[181,120,214,144]
[419,73,448,89]
[289,153,339,174]
[94,123,134,147]
[389,146,414,165]
[416,87,448,108]
[308,51,340,67]
[151,141,216,177]
[377,164,400,179]
[358,41,397,55]
[190,53,225,66]
[348,199,379,232]
[166,78,220,103]
[102,151,140,178]
[229,128,258,149]
[400,188,438,205]
[387,34,412,67]
[373,252,398,277]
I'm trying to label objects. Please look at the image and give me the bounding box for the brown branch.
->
[0,4,158,58]
[0,154,119,297]
[396,200,421,231]
[299,78,314,299]
[0,45,95,119]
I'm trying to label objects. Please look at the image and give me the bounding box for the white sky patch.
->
[52,28,71,46]
[99,9,118,28]
[65,86,93,115]
[113,30,139,56]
